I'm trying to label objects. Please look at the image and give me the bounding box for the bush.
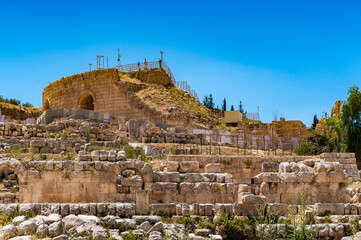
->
[8,98,21,106]
[214,214,250,240]
[84,128,91,142]
[125,145,136,159]
[22,102,34,107]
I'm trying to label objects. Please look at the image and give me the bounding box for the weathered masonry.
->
[42,69,186,126]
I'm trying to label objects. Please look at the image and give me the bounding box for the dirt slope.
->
[136,85,216,128]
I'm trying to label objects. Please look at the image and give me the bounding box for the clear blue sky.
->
[1,0,360,126]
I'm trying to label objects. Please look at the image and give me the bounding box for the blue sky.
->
[1,0,360,126]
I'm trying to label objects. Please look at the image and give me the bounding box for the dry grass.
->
[136,86,217,127]
[118,72,142,84]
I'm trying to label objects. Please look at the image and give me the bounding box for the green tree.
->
[340,86,361,158]
[221,98,227,113]
[231,105,234,111]
[238,101,244,113]
[311,114,319,130]
[22,102,33,108]
[202,94,214,110]
[8,99,20,106]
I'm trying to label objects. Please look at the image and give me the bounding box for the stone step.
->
[345,168,359,174]
[324,158,357,164]
[342,164,358,169]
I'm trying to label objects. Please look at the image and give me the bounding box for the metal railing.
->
[172,128,307,156]
[117,61,175,84]
[116,61,199,101]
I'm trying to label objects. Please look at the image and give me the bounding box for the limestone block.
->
[137,221,152,232]
[204,163,221,173]
[260,182,269,194]
[279,172,296,183]
[182,204,190,217]
[99,150,108,161]
[19,204,34,215]
[30,140,45,148]
[179,161,199,173]
[216,174,225,183]
[279,162,291,173]
[345,203,351,215]
[195,229,211,236]
[262,162,278,172]
[17,219,37,235]
[204,204,213,216]
[91,150,100,161]
[328,223,344,239]
[108,150,117,162]
[190,203,199,215]
[329,172,346,183]
[214,204,225,215]
[182,173,203,182]
[315,172,329,183]
[224,174,233,183]
[238,184,251,193]
[136,190,149,215]
[69,204,80,215]
[78,151,91,161]
[124,203,136,217]
[157,172,180,182]
[316,203,345,216]
[48,221,63,237]
[296,172,315,183]
[116,203,125,217]
[117,151,125,161]
[254,172,279,184]
[267,203,288,216]
[241,194,267,204]
[151,204,176,215]
[166,161,179,172]
[233,204,243,216]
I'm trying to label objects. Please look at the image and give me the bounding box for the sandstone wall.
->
[0,158,234,204]
[167,155,318,185]
[167,153,359,186]
[42,69,186,126]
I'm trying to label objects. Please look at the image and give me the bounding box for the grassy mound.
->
[136,85,216,127]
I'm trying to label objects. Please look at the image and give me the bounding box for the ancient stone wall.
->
[0,157,234,204]
[42,69,186,126]
[167,155,318,185]
[167,154,359,186]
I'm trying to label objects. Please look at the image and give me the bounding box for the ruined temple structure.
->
[1,114,361,239]
[1,69,361,239]
[42,68,187,127]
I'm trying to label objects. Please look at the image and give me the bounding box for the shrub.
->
[22,102,34,108]
[180,217,196,225]
[84,128,91,142]
[125,145,136,159]
[214,214,249,240]
[8,98,21,106]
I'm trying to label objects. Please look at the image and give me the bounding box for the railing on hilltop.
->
[176,81,199,100]
[116,61,199,101]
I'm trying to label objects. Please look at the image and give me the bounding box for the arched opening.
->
[79,93,94,110]
[116,169,143,203]
[0,169,19,203]
[43,99,50,110]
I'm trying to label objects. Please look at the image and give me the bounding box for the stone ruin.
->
[1,117,361,240]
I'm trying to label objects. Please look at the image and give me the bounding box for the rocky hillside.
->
[125,68,173,87]
[136,85,216,128]
[0,102,42,121]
